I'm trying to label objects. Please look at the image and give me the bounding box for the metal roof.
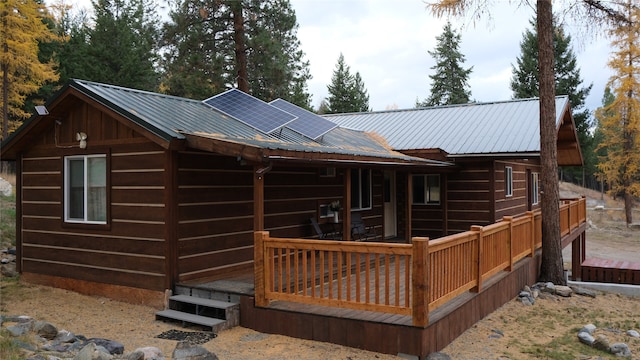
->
[65,80,448,165]
[325,97,570,156]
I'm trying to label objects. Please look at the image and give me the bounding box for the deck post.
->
[254,231,270,307]
[411,237,429,327]
[471,225,483,292]
[526,211,535,257]
[503,216,514,272]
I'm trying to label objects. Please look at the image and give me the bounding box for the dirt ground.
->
[1,182,639,359]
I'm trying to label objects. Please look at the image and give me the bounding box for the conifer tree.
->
[510,19,594,186]
[595,0,640,225]
[326,53,370,113]
[161,0,311,107]
[1,0,59,139]
[86,0,160,91]
[419,21,472,107]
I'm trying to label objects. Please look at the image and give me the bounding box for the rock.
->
[126,351,145,360]
[571,286,597,298]
[35,321,58,340]
[171,341,218,360]
[578,331,595,346]
[6,323,30,337]
[541,282,556,293]
[1,263,18,277]
[129,347,164,360]
[75,342,113,360]
[581,324,597,334]
[593,334,610,352]
[86,338,124,355]
[627,330,640,338]
[520,297,533,306]
[55,329,77,343]
[425,352,452,360]
[531,289,539,299]
[554,285,573,297]
[610,342,631,357]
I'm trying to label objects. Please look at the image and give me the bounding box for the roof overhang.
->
[556,100,583,166]
[183,132,454,170]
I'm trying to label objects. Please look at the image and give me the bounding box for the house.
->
[1,80,586,357]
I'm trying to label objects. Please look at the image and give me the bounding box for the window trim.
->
[412,174,441,205]
[532,172,539,205]
[351,169,372,211]
[505,166,513,197]
[64,154,108,225]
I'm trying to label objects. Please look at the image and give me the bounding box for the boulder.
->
[34,321,58,340]
[425,352,452,360]
[571,286,597,298]
[610,343,631,358]
[172,341,218,360]
[627,329,640,338]
[580,324,597,334]
[554,285,573,297]
[593,334,610,352]
[75,342,113,360]
[577,331,595,346]
[130,347,164,360]
[55,329,77,343]
[86,338,124,355]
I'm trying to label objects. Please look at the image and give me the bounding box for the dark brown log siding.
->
[20,101,168,291]
[494,160,541,220]
[446,165,492,234]
[176,152,254,281]
[176,161,386,282]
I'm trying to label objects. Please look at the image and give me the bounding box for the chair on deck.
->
[350,212,376,242]
[310,217,342,240]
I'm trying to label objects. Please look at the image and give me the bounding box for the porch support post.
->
[411,236,429,327]
[254,231,269,307]
[254,166,265,231]
[405,172,412,242]
[343,169,352,241]
[503,216,514,272]
[571,231,585,281]
[471,225,483,292]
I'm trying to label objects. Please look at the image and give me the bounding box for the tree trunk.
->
[537,0,566,285]
[232,4,249,93]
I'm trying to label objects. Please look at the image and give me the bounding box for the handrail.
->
[254,197,587,327]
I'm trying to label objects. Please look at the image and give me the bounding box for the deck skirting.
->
[240,250,541,358]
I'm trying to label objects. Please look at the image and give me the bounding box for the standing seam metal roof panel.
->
[326,96,569,155]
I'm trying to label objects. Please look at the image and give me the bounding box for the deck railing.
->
[254,197,586,327]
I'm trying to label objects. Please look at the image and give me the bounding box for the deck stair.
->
[155,294,239,332]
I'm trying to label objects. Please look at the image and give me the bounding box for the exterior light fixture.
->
[76,132,87,149]
[35,106,49,116]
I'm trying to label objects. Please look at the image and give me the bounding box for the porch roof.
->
[1,80,452,168]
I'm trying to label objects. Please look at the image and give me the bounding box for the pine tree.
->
[161,0,311,107]
[595,0,640,225]
[326,53,370,113]
[86,0,160,91]
[1,0,59,139]
[419,21,472,107]
[510,19,594,186]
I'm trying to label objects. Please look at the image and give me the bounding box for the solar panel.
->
[270,99,338,140]
[203,89,297,134]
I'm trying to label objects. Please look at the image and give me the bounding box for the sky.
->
[288,0,613,113]
[63,0,614,114]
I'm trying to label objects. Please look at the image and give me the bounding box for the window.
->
[532,172,539,205]
[319,167,336,177]
[351,169,371,210]
[412,174,440,205]
[65,155,107,223]
[505,166,513,197]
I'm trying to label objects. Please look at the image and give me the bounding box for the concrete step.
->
[156,309,225,330]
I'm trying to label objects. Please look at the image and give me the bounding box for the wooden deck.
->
[581,258,640,285]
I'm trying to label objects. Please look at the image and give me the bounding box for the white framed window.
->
[64,155,107,224]
[505,166,513,197]
[412,174,440,205]
[532,172,539,205]
[351,169,372,210]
